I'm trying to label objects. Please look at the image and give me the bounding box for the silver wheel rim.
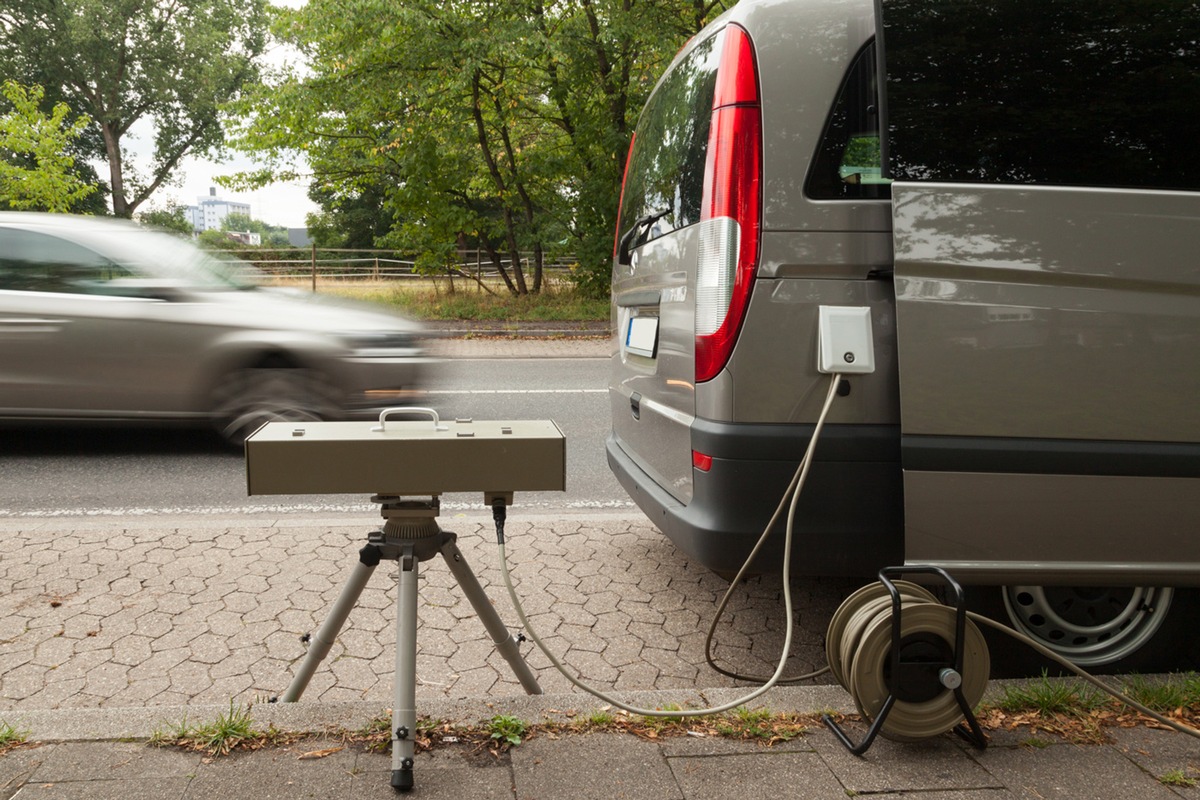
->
[1001,585,1173,667]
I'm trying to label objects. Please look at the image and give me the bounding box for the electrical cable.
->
[494,366,1200,735]
[700,375,842,684]
[494,372,843,718]
[966,611,1200,740]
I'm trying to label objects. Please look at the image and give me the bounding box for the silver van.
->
[607,0,1200,670]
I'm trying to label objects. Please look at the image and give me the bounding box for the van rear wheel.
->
[975,585,1199,676]
[1001,585,1172,667]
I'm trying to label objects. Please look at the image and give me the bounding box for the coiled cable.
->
[495,373,842,717]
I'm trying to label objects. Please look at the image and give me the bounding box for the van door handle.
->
[630,392,641,420]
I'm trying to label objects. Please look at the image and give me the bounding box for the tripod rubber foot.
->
[391,768,414,792]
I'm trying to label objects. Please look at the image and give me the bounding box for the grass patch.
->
[272,279,609,323]
[979,671,1200,744]
[993,672,1108,717]
[1159,769,1198,788]
[580,709,617,727]
[1120,673,1200,714]
[711,706,809,743]
[386,287,608,323]
[150,702,286,757]
[0,721,29,753]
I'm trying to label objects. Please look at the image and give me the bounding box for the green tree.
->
[221,212,290,246]
[198,228,239,250]
[0,0,269,218]
[137,202,193,235]
[306,183,396,250]
[0,81,98,212]
[223,0,727,295]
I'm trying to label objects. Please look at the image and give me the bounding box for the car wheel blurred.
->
[211,367,339,445]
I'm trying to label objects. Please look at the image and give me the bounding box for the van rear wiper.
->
[617,207,671,265]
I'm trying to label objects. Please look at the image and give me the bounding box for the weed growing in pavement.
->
[150,702,284,757]
[1019,737,1054,749]
[715,706,773,739]
[978,671,1200,744]
[713,707,810,744]
[582,709,616,727]
[487,715,529,747]
[994,672,1107,716]
[1120,673,1200,714]
[0,722,29,752]
[634,704,691,737]
[1159,769,1198,788]
[356,714,392,738]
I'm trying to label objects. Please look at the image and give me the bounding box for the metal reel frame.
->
[823,566,988,756]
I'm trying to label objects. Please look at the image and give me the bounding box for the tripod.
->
[275,495,542,791]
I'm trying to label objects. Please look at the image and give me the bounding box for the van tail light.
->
[613,133,637,261]
[695,24,761,383]
[692,450,713,472]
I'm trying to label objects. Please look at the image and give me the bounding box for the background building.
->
[188,187,251,233]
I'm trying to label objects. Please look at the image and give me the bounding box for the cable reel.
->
[824,568,989,754]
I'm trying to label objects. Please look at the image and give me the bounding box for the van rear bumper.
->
[606,422,904,576]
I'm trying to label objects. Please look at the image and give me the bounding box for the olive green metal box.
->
[245,418,566,496]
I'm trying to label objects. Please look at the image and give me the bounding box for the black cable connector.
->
[492,498,507,545]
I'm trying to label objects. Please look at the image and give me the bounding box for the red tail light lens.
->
[695,24,761,383]
[613,133,637,261]
[692,450,714,472]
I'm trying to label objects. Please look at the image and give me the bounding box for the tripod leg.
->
[440,535,543,695]
[279,543,381,703]
[391,545,418,792]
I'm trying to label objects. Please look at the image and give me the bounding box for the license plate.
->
[625,315,659,358]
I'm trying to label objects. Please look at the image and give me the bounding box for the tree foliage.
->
[0,0,269,218]
[136,202,194,236]
[0,81,98,212]
[222,212,290,246]
[224,0,728,295]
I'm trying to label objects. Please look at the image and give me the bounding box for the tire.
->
[210,366,339,445]
[968,584,1200,677]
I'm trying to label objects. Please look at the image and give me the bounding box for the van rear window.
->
[617,30,724,246]
[881,0,1200,192]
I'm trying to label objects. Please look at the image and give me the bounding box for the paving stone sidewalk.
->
[1,511,1197,798]
[0,512,850,711]
[1,694,1197,799]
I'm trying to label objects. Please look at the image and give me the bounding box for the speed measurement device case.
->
[245,418,566,496]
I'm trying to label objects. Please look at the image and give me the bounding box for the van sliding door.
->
[880,0,1200,584]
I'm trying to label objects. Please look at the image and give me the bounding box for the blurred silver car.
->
[0,212,427,443]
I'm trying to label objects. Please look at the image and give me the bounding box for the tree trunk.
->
[100,122,131,218]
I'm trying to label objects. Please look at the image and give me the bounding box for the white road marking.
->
[1,499,635,517]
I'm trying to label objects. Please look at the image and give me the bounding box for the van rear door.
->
[609,30,729,505]
[882,0,1200,582]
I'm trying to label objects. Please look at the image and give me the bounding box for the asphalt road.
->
[0,354,631,518]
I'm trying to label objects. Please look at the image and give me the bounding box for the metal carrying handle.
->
[372,407,448,433]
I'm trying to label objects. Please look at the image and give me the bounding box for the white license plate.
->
[625,315,659,358]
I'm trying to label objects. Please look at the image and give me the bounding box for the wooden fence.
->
[218,246,578,290]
